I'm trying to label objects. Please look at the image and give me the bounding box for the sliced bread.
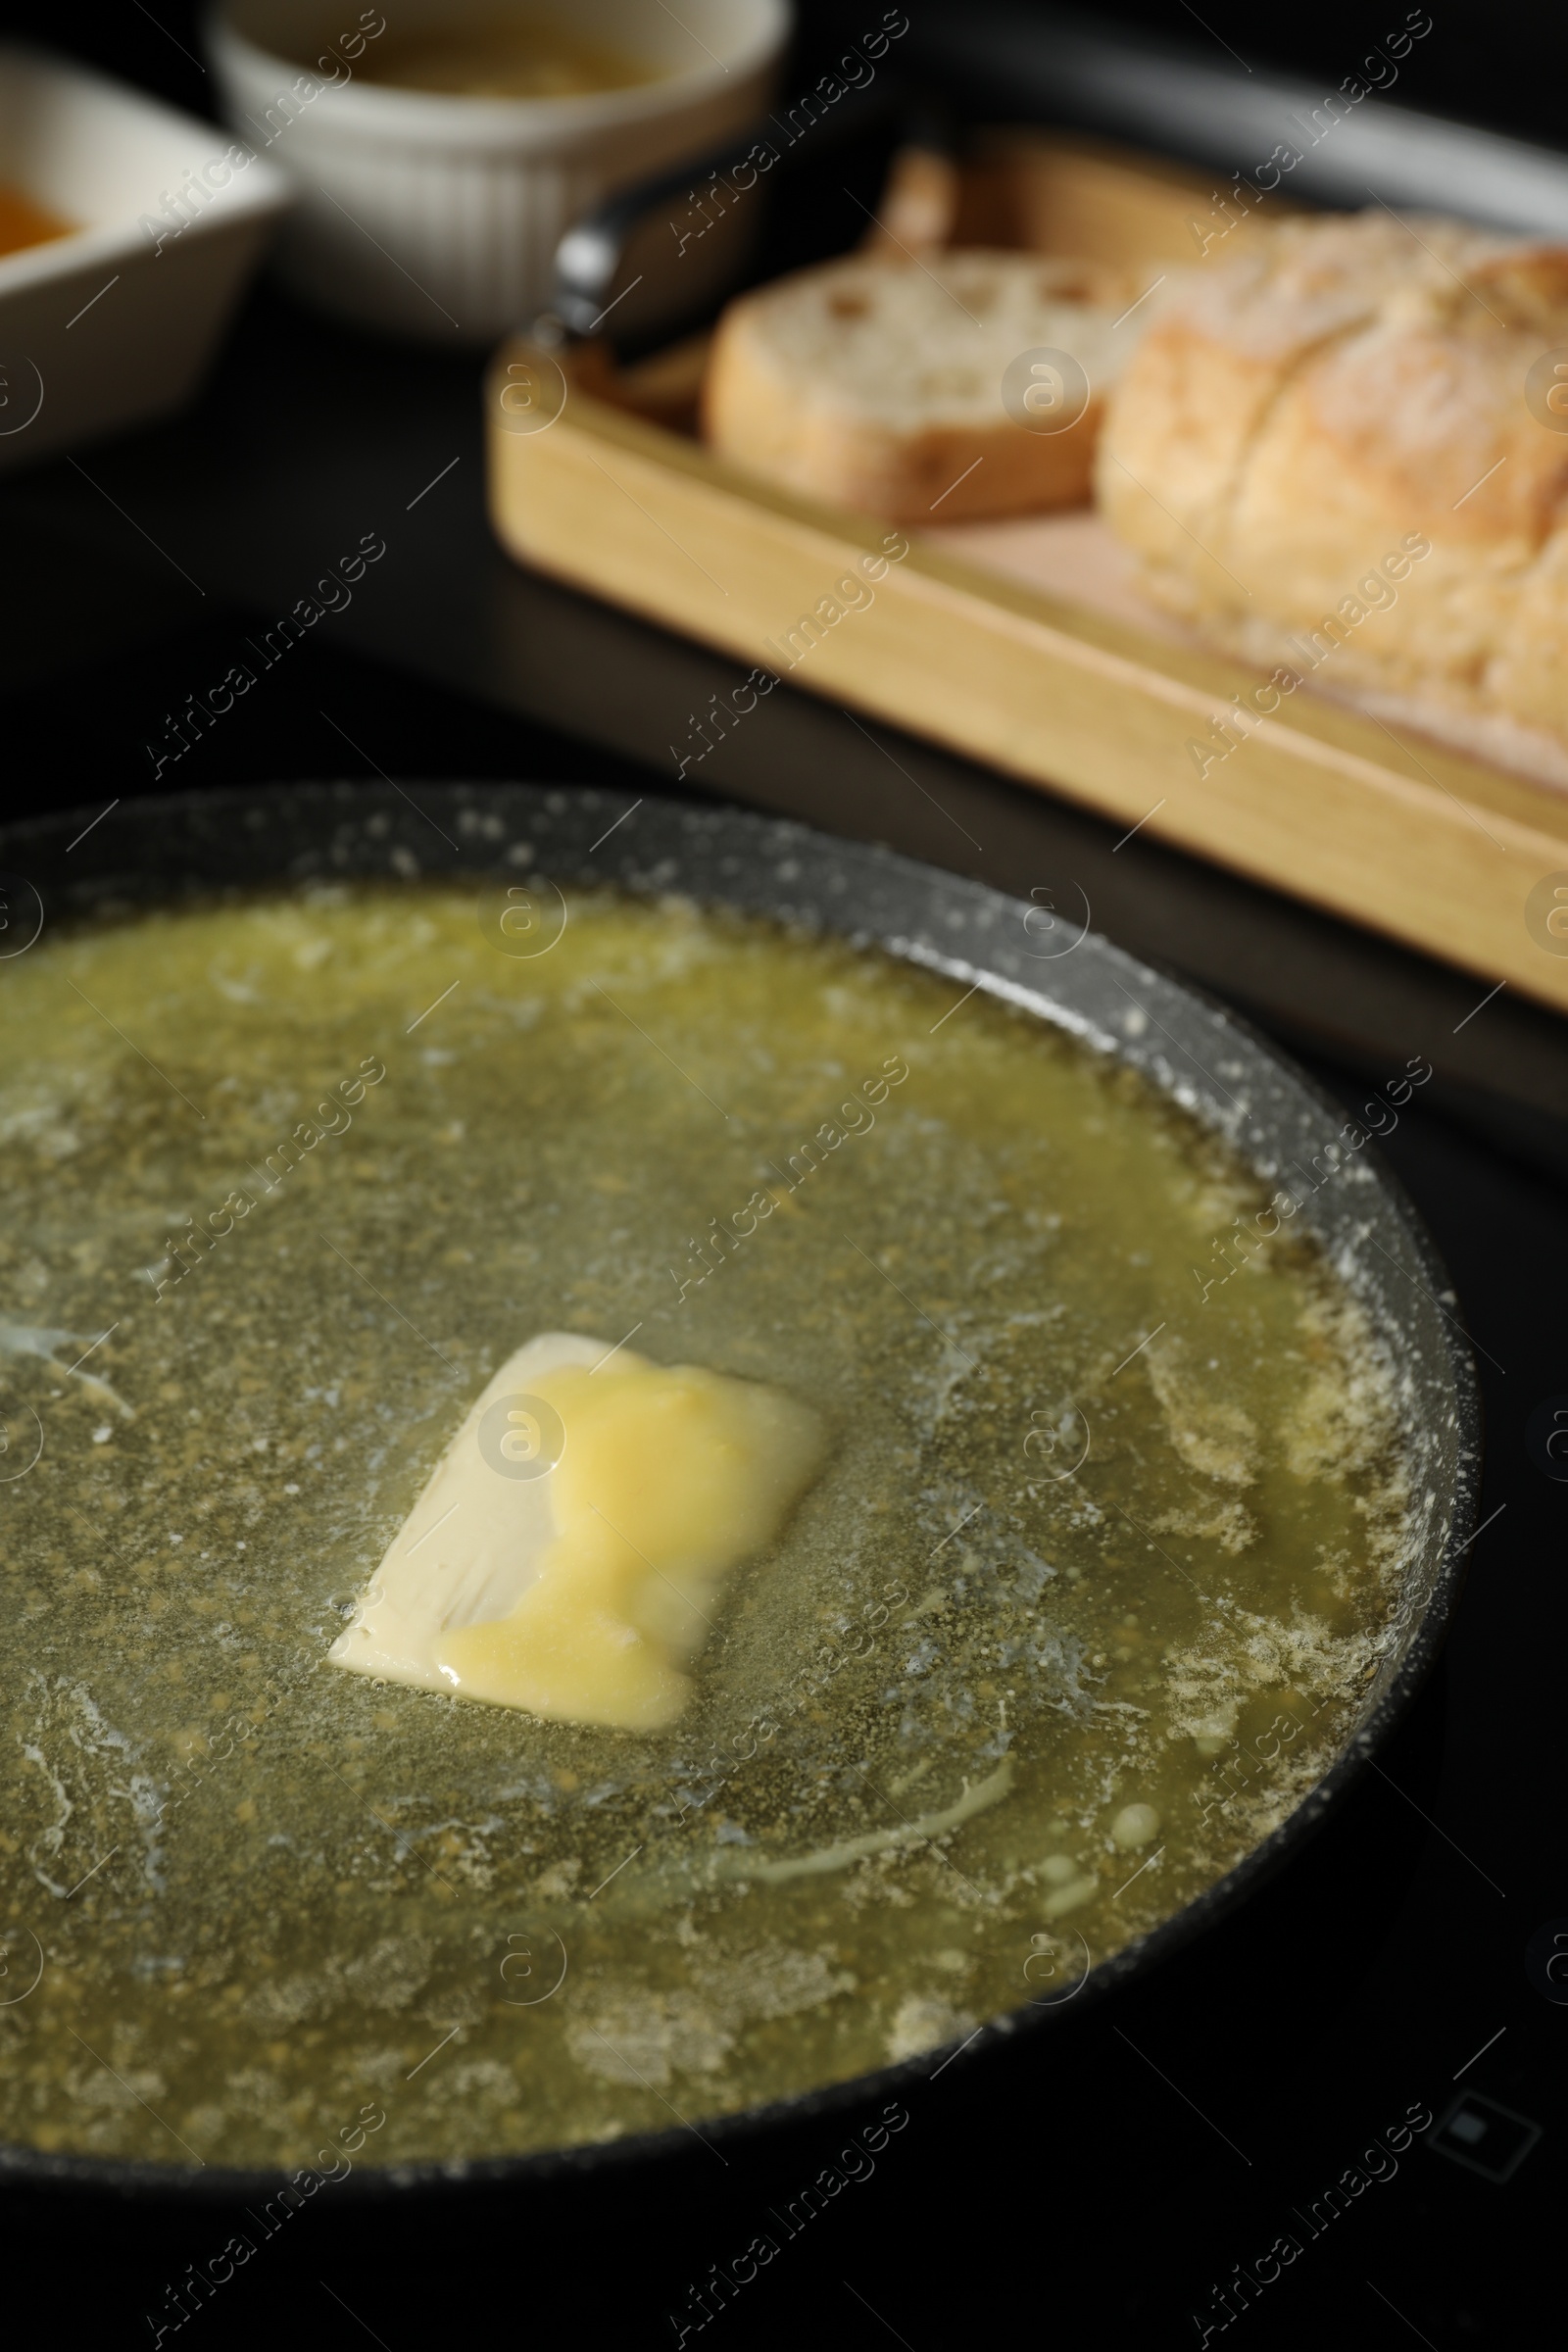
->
[702,248,1135,523]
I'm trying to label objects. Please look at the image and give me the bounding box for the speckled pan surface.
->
[0,781,1480,2201]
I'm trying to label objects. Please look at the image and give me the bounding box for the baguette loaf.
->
[1097,211,1568,756]
[703,249,1134,523]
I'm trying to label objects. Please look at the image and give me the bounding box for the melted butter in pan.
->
[0,883,1410,2169]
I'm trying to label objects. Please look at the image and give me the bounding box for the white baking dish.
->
[0,43,291,472]
[204,0,790,344]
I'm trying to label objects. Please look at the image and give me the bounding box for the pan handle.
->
[546,82,953,356]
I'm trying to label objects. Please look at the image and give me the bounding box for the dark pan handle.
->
[547,80,953,358]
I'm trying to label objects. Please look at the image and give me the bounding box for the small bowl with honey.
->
[205,0,793,343]
[0,42,291,472]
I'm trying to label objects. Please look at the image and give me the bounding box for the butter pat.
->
[330,1336,824,1731]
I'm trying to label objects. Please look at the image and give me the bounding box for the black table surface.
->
[1,249,1562,2352]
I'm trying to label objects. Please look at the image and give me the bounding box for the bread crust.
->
[1098,211,1568,746]
[703,250,1128,524]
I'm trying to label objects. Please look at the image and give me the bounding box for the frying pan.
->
[0,779,1481,2208]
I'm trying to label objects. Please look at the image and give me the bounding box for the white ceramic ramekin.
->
[204,0,791,344]
[0,44,290,473]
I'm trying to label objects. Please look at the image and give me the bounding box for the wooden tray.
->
[485,132,1568,1017]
